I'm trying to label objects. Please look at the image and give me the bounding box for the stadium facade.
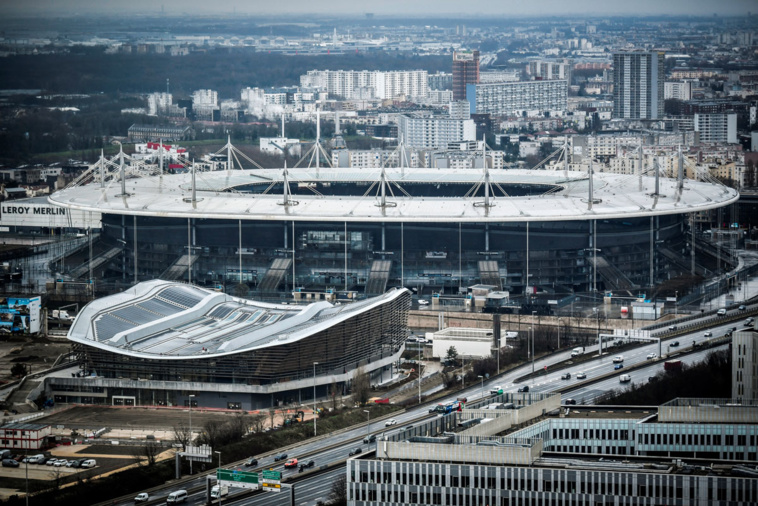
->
[47,162,738,302]
[49,280,410,409]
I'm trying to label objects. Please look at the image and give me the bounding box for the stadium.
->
[50,280,410,410]
[47,153,738,303]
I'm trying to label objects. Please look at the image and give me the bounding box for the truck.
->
[284,410,305,426]
[431,401,461,414]
[490,386,503,396]
[619,374,631,383]
[570,347,583,358]
[210,485,228,499]
[664,360,682,372]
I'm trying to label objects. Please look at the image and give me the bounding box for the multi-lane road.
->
[109,303,755,506]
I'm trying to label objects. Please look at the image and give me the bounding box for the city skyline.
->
[0,0,755,17]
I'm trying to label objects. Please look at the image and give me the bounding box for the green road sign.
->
[262,469,282,481]
[217,469,259,490]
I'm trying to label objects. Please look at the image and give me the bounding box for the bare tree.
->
[199,419,224,449]
[330,378,339,411]
[47,466,65,492]
[249,413,266,433]
[268,409,277,430]
[227,415,249,442]
[352,366,371,406]
[328,474,348,506]
[173,422,192,448]
[143,441,162,466]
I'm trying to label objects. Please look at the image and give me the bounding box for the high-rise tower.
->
[612,51,665,120]
[453,50,479,101]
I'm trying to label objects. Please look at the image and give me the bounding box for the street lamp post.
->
[594,308,600,354]
[188,394,195,475]
[557,318,562,351]
[531,311,537,374]
[477,375,484,400]
[313,362,319,437]
[214,451,222,506]
[418,344,422,404]
[675,290,678,318]
[363,409,371,448]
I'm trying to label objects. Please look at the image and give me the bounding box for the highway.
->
[108,303,755,506]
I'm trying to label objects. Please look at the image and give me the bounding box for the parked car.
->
[134,492,149,503]
[671,341,680,347]
[517,386,529,393]
[614,364,624,370]
[274,453,288,462]
[2,459,19,467]
[80,459,96,468]
[646,353,657,360]
[66,460,77,468]
[348,447,362,456]
[384,419,397,427]
[284,458,298,468]
[244,457,258,467]
[576,372,587,379]
[53,459,68,467]
[45,458,58,466]
[561,372,571,380]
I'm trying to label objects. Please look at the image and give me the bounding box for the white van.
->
[612,355,624,363]
[27,454,45,464]
[211,485,228,499]
[166,490,188,503]
[717,308,727,316]
[80,459,96,468]
[619,374,631,383]
[570,347,583,357]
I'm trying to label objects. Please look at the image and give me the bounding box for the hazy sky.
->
[0,0,755,17]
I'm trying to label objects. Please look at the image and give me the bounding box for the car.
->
[704,331,712,337]
[517,386,529,393]
[614,364,624,370]
[134,493,149,503]
[298,460,315,472]
[274,453,288,462]
[668,325,677,331]
[576,372,587,379]
[405,425,414,430]
[46,458,58,466]
[348,448,362,456]
[2,459,19,468]
[717,308,727,316]
[53,459,68,467]
[671,341,680,347]
[284,458,298,468]
[80,459,96,468]
[561,372,571,380]
[66,460,77,467]
[384,419,397,427]
[363,434,376,444]
[612,355,624,363]
[418,299,429,305]
[244,457,258,467]
[564,399,577,405]
[646,353,657,360]
[746,318,755,327]
[738,305,746,311]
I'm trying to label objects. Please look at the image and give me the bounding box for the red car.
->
[284,458,298,468]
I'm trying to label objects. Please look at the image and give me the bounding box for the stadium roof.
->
[67,280,409,359]
[49,167,737,223]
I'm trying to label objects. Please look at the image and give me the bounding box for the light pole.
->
[557,318,562,351]
[531,311,537,374]
[188,394,195,475]
[594,308,600,354]
[675,290,678,318]
[477,375,484,400]
[363,409,370,448]
[418,343,422,404]
[24,457,28,506]
[214,451,222,506]
[313,362,318,437]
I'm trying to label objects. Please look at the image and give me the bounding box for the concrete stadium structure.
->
[50,280,410,409]
[47,157,738,301]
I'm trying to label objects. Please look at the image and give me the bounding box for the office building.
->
[452,50,479,101]
[734,328,758,401]
[613,51,665,120]
[347,396,758,505]
[694,113,738,144]
[466,80,568,117]
[664,81,693,101]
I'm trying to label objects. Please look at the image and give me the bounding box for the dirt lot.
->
[0,334,70,386]
[40,405,256,431]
